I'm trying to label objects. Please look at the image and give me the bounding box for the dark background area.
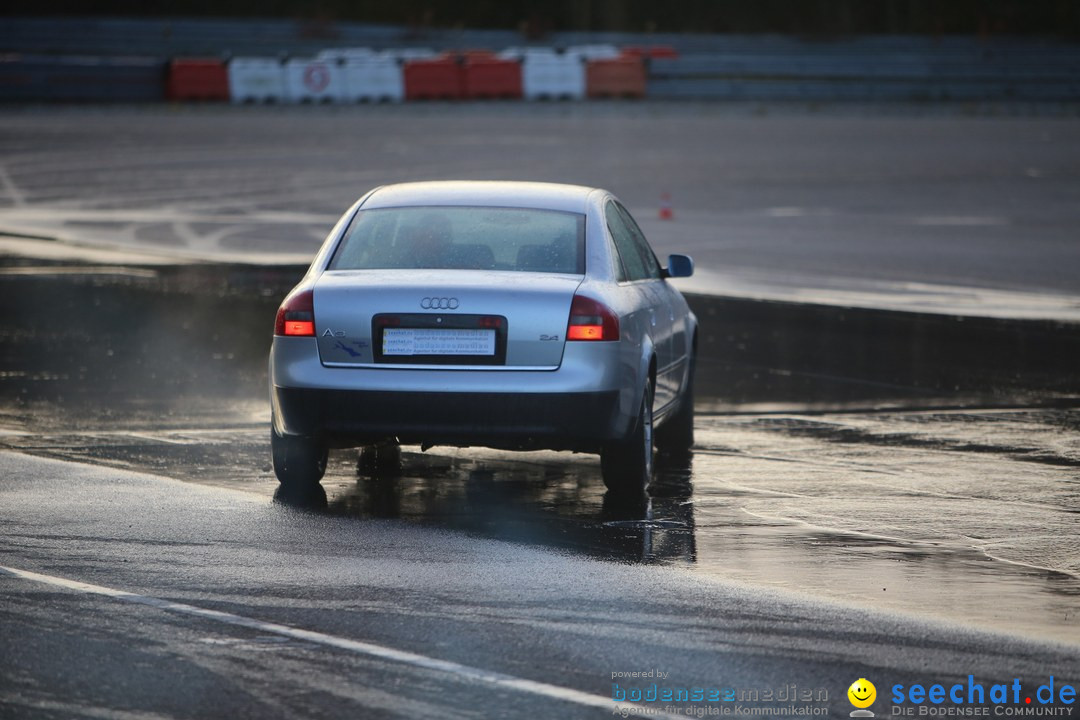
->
[4,0,1080,37]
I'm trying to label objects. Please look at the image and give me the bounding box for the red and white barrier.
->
[586,55,647,98]
[503,49,584,100]
[284,58,347,103]
[162,44,657,106]
[168,58,229,101]
[227,57,286,104]
[462,55,522,99]
[403,55,464,100]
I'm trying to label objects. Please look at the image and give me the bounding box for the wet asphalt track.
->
[3,451,1077,720]
[0,105,1078,717]
[0,262,1077,647]
[0,104,1079,317]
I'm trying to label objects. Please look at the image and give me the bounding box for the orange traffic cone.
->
[659,192,673,220]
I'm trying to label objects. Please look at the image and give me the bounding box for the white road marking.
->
[0,564,679,717]
[0,265,159,278]
[172,221,249,250]
[0,165,27,207]
[122,432,199,446]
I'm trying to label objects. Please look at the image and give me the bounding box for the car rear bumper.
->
[272,386,623,451]
[270,336,637,451]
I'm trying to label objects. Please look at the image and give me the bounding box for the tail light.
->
[567,294,619,341]
[274,287,315,337]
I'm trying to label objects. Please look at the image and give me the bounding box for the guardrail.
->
[0,54,166,102]
[648,42,1080,100]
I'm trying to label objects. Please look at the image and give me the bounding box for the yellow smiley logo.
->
[848,678,876,709]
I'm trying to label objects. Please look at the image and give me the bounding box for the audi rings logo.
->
[420,297,459,310]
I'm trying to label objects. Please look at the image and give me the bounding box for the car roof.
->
[360,181,598,214]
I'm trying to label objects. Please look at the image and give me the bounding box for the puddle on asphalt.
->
[268,435,1078,646]
[1,260,1078,645]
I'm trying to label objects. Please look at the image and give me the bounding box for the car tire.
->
[271,425,328,490]
[655,357,694,459]
[601,383,654,496]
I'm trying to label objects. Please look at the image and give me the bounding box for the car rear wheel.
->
[271,425,328,490]
[601,383,654,496]
[655,357,694,459]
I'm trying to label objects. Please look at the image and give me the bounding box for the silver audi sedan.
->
[270,181,697,496]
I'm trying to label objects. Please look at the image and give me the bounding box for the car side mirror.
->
[663,254,694,279]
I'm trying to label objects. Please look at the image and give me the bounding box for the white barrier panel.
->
[284,58,347,103]
[343,56,403,102]
[519,53,585,100]
[227,57,286,103]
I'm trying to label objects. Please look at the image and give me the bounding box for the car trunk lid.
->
[313,269,583,368]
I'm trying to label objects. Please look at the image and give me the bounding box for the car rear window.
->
[328,206,586,274]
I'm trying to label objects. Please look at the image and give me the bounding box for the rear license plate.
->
[382,328,496,356]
